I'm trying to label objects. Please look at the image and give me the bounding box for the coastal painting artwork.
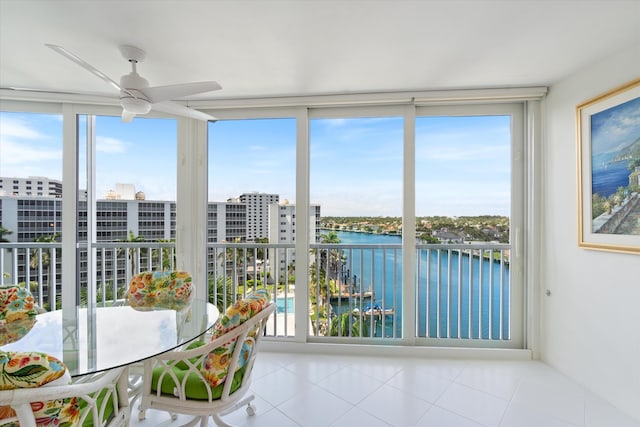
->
[578,78,640,254]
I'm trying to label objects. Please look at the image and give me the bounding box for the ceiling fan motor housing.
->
[120,93,151,114]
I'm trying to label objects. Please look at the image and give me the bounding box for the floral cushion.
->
[0,286,38,325]
[0,352,83,427]
[200,289,270,387]
[0,351,67,390]
[127,271,193,311]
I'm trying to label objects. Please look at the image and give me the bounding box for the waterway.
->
[331,230,510,340]
[592,159,629,198]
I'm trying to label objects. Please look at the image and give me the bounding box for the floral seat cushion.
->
[0,351,118,427]
[0,351,74,427]
[0,351,68,390]
[0,286,38,325]
[127,271,193,311]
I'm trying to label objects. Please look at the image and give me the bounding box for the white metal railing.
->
[207,243,296,338]
[416,244,511,341]
[0,242,175,310]
[1,241,511,345]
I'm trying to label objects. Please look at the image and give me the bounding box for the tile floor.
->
[130,351,640,427]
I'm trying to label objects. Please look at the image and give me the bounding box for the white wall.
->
[542,44,640,420]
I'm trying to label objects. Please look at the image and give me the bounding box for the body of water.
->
[330,230,510,340]
[592,159,629,198]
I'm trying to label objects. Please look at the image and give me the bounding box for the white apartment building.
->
[269,202,321,280]
[236,192,279,241]
[0,176,62,198]
[1,189,321,295]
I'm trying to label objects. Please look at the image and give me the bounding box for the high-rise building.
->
[236,192,279,241]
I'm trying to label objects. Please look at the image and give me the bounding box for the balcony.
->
[0,240,514,348]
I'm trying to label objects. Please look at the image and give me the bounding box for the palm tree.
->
[209,275,235,312]
[117,231,146,277]
[30,233,60,310]
[152,238,175,270]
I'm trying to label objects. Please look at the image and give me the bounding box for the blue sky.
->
[1,111,511,217]
[591,96,640,155]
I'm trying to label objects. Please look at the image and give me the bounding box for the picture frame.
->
[577,78,640,254]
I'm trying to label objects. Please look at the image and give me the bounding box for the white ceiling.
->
[1,0,639,102]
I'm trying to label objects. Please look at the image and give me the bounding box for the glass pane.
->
[0,111,63,309]
[77,115,177,306]
[415,115,512,340]
[310,117,403,339]
[208,118,296,336]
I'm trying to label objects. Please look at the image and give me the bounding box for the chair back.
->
[126,271,193,311]
[0,286,38,324]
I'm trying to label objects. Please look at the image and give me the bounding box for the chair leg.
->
[211,414,237,427]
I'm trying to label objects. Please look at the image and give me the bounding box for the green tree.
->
[0,226,13,242]
[152,238,175,270]
[330,312,369,337]
[30,233,60,310]
[209,275,236,312]
[117,231,146,276]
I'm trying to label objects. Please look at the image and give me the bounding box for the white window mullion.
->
[295,107,310,343]
[403,103,417,344]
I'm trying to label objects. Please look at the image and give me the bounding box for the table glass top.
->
[0,299,219,377]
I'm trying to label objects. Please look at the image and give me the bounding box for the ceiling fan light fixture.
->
[120,96,151,114]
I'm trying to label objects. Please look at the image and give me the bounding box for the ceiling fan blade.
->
[121,109,136,123]
[45,44,123,92]
[152,101,215,121]
[142,81,221,103]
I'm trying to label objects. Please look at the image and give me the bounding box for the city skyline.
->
[1,111,511,217]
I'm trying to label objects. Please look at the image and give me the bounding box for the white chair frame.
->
[0,366,129,427]
[138,303,275,427]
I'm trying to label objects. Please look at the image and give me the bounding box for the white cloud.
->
[96,136,126,153]
[0,117,48,140]
[0,139,61,164]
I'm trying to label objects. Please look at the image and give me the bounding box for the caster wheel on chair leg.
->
[246,403,256,416]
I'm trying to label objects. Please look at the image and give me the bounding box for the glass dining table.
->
[0,298,219,377]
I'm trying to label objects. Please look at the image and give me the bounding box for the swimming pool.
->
[276,296,295,313]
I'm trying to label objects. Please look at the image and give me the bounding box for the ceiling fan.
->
[45,43,221,122]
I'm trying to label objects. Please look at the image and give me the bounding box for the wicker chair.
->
[0,351,129,427]
[138,290,275,427]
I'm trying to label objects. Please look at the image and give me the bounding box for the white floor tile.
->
[415,405,485,427]
[501,402,580,427]
[454,361,522,400]
[584,392,640,427]
[511,376,585,426]
[250,368,311,406]
[356,383,432,427]
[126,352,640,427]
[276,383,353,427]
[347,356,405,382]
[330,406,393,427]
[283,353,349,383]
[316,365,385,405]
[435,382,509,427]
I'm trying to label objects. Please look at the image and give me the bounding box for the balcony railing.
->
[1,241,512,346]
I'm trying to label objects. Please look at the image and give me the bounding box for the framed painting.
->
[577,78,640,254]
